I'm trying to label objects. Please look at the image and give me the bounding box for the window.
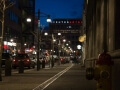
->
[64,21,66,23]
[8,10,18,23]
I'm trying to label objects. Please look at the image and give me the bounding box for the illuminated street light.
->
[77,45,81,50]
[58,33,61,36]
[63,39,66,42]
[26,18,31,22]
[44,32,48,36]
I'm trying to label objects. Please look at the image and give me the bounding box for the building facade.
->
[0,0,35,55]
[82,0,120,89]
[49,18,82,55]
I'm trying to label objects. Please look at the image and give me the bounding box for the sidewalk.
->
[0,63,72,90]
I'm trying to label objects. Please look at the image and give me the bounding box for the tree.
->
[0,0,15,81]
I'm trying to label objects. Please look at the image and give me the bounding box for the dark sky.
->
[35,0,84,27]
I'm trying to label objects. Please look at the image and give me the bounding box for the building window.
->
[67,21,69,23]
[64,21,66,23]
[8,10,18,23]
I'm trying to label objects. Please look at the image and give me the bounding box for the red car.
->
[60,57,66,64]
[12,53,35,69]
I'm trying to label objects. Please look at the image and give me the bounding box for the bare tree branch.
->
[0,0,15,12]
[5,2,15,10]
[30,31,38,40]
[0,0,15,23]
[0,0,5,12]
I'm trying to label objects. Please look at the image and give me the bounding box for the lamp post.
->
[37,9,51,70]
[27,9,51,71]
[58,33,61,65]
[62,39,66,58]
[51,34,56,68]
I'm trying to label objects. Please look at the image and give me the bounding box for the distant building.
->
[49,18,82,53]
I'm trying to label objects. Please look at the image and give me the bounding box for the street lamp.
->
[51,34,55,68]
[27,9,51,71]
[58,33,61,65]
[44,32,48,36]
[37,9,51,71]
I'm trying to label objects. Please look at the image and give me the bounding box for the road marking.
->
[33,64,74,90]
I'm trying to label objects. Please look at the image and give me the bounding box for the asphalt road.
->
[0,63,96,90]
[44,64,97,90]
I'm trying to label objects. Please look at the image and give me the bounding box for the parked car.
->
[60,57,70,64]
[60,57,66,64]
[12,53,35,69]
[1,53,12,67]
[30,57,37,65]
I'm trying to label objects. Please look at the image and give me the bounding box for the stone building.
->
[82,0,120,89]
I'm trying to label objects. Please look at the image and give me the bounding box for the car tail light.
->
[60,58,63,61]
[13,59,16,62]
[27,59,30,62]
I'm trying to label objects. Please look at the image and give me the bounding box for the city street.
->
[1,0,120,89]
[0,63,96,90]
[45,64,96,90]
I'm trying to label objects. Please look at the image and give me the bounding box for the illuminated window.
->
[69,26,72,28]
[64,21,66,23]
[67,21,69,23]
[78,21,81,24]
[72,21,74,24]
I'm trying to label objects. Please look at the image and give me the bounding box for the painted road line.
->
[33,64,74,90]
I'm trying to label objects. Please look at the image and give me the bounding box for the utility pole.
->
[51,34,54,67]
[37,9,40,71]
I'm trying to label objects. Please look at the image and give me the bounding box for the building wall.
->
[0,0,35,53]
[1,0,23,53]
[83,0,120,89]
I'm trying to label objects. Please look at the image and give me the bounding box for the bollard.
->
[52,58,54,67]
[5,59,12,76]
[18,60,24,73]
[42,60,45,68]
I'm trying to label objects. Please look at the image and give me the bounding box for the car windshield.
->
[16,54,29,58]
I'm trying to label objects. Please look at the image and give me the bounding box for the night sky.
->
[35,0,84,27]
